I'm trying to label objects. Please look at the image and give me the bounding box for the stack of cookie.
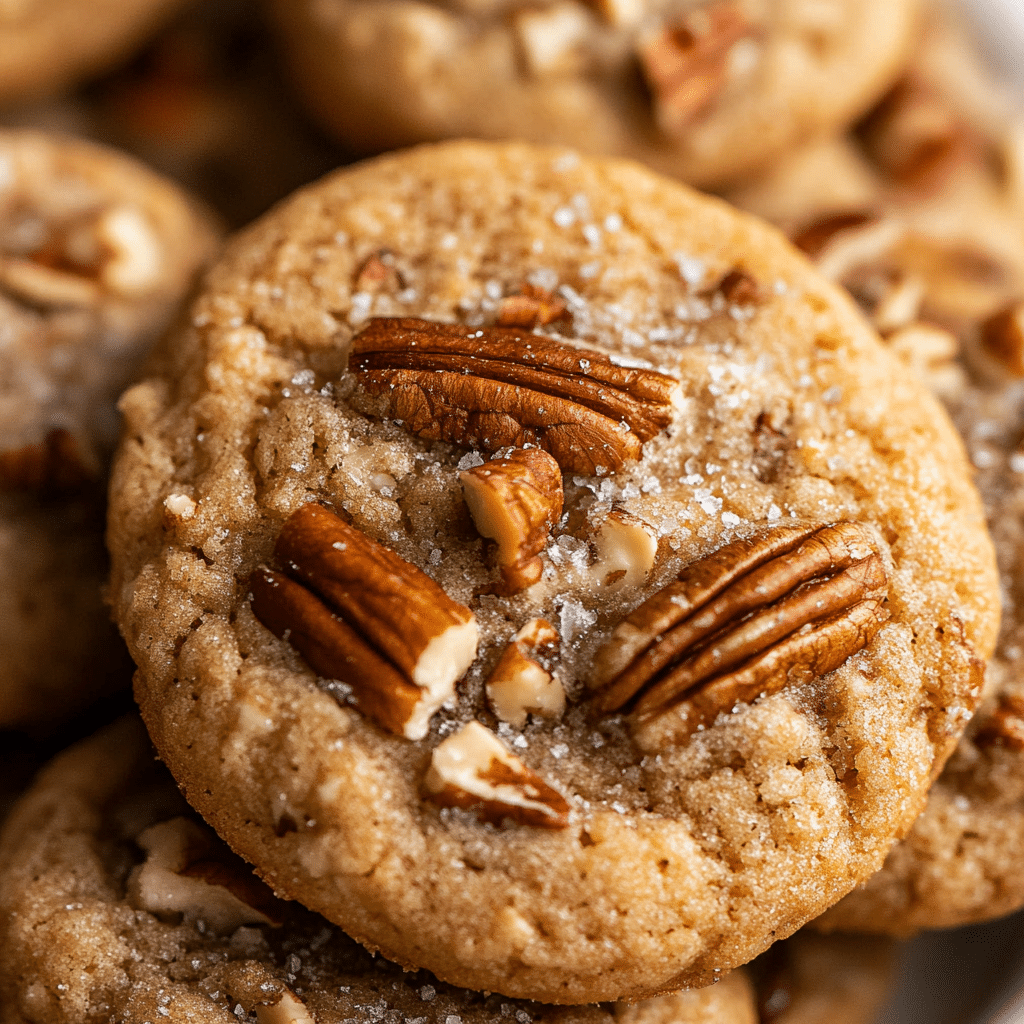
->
[0,2,1021,1023]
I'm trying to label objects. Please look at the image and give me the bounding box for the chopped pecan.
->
[750,411,792,484]
[886,322,964,398]
[589,522,890,747]
[256,992,315,1024]
[580,0,644,28]
[857,79,980,189]
[486,618,565,728]
[717,268,762,305]
[974,695,1024,753]
[460,447,563,594]
[354,250,397,293]
[638,2,754,136]
[350,317,681,474]
[0,428,94,492]
[496,284,568,329]
[423,721,570,828]
[128,817,287,933]
[0,256,101,308]
[980,301,1024,377]
[792,211,878,259]
[590,507,658,588]
[249,503,478,740]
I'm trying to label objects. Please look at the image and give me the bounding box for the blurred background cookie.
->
[0,0,188,107]
[268,0,922,187]
[0,128,219,732]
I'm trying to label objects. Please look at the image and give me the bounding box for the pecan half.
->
[423,721,570,829]
[460,447,563,593]
[638,2,754,136]
[974,695,1024,753]
[249,503,478,740]
[350,317,681,474]
[589,522,889,747]
[980,301,1024,378]
[486,618,565,728]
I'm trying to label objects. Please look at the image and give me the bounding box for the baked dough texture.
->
[269,0,921,188]
[0,716,758,1024]
[0,128,219,731]
[725,10,1024,935]
[108,141,997,1002]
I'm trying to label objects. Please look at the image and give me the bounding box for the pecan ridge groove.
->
[349,317,681,475]
[589,521,890,745]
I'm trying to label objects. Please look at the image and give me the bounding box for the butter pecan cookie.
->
[0,128,219,730]
[725,10,1024,936]
[269,0,920,188]
[108,141,997,1002]
[0,716,758,1024]
[0,0,188,106]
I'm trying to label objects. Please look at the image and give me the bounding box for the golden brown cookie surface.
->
[725,10,1024,936]
[269,0,921,187]
[0,716,758,1024]
[108,140,997,1003]
[0,128,219,731]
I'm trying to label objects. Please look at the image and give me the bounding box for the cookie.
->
[269,0,921,188]
[108,140,998,1002]
[750,930,895,1024]
[724,10,1024,935]
[0,0,187,106]
[0,128,219,730]
[0,715,758,1024]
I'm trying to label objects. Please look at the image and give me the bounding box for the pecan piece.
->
[0,428,95,492]
[127,818,287,933]
[858,79,980,189]
[590,507,658,588]
[424,721,570,828]
[496,284,568,329]
[256,992,315,1024]
[974,695,1024,753]
[792,211,878,259]
[638,2,755,136]
[980,301,1024,378]
[486,618,565,728]
[249,503,478,740]
[460,447,563,593]
[589,522,889,747]
[350,317,681,474]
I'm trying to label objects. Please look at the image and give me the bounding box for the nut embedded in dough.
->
[249,503,478,740]
[590,521,890,748]
[423,721,571,829]
[460,447,563,594]
[486,617,565,728]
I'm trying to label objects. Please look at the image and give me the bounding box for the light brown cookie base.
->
[0,128,219,731]
[270,0,921,188]
[109,141,997,1002]
[0,716,758,1024]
